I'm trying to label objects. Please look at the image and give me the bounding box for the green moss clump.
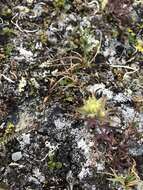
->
[0,122,15,147]
[54,0,65,8]
[1,6,12,17]
[1,27,15,37]
[48,155,62,171]
[39,31,48,45]
[4,43,14,57]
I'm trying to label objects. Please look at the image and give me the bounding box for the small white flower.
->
[18,77,27,93]
[27,0,34,3]
[18,47,33,61]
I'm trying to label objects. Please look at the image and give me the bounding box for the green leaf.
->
[59,78,73,86]
[55,162,62,169]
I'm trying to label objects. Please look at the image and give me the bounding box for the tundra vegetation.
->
[0,0,143,189]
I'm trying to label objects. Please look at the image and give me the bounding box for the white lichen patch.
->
[72,126,97,181]
[121,106,136,122]
[54,117,71,130]
[18,77,27,93]
[78,167,91,180]
[15,112,34,133]
[45,141,59,156]
[75,127,94,164]
[30,78,40,89]
[30,3,46,18]
[87,83,113,100]
[95,161,105,172]
[33,168,45,182]
[19,133,30,149]
[78,138,93,157]
[17,47,33,61]
[110,116,121,127]
[113,93,131,103]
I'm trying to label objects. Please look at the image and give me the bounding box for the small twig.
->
[89,30,102,64]
[50,56,83,63]
[0,17,3,25]
[41,63,79,68]
[118,47,125,60]
[66,63,79,72]
[110,64,138,71]
[137,84,143,89]
[123,69,139,79]
[10,71,18,80]
[41,153,49,162]
[39,60,81,71]
[11,13,23,32]
[137,29,142,37]
[42,76,77,104]
[50,76,77,92]
[11,13,38,33]
[71,51,82,58]
[1,74,15,83]
[24,29,38,33]
[66,171,76,190]
[110,64,139,79]
[87,0,100,14]
[125,50,137,64]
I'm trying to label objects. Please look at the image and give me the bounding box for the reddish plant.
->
[86,118,139,170]
[107,0,133,25]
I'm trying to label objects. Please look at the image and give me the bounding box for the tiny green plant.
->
[1,27,15,37]
[78,96,107,120]
[5,122,15,135]
[4,43,14,57]
[39,31,48,45]
[135,39,143,53]
[107,161,143,190]
[1,6,12,17]
[0,122,15,147]
[127,28,136,45]
[54,0,65,8]
[126,28,143,53]
[100,0,108,10]
[48,155,62,171]
[80,28,99,65]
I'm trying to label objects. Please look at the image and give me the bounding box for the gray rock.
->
[23,133,30,144]
[28,176,40,185]
[12,152,22,162]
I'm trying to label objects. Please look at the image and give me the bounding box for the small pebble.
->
[12,151,22,162]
